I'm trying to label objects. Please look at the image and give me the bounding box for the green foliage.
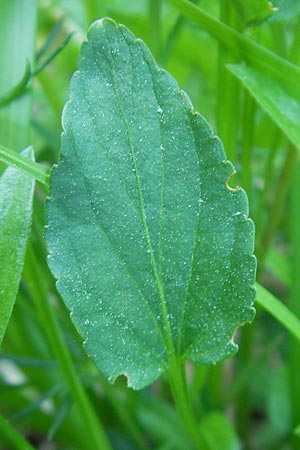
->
[228,63,300,148]
[230,0,276,26]
[0,147,34,344]
[46,18,256,389]
[256,283,300,343]
[1,0,300,449]
[199,413,239,450]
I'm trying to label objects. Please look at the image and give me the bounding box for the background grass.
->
[0,1,299,449]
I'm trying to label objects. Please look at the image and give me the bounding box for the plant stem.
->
[0,145,50,187]
[25,245,113,450]
[149,0,162,58]
[168,356,210,450]
[257,145,297,263]
[216,0,242,164]
[254,127,281,236]
[0,415,35,450]
[255,283,300,343]
[290,17,300,64]
[241,91,255,200]
[159,0,200,65]
[289,155,300,443]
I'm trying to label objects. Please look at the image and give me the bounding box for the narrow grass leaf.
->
[166,0,300,101]
[0,60,31,108]
[0,147,35,345]
[0,145,50,187]
[0,415,35,450]
[200,413,239,450]
[255,283,300,343]
[46,18,256,389]
[228,63,300,148]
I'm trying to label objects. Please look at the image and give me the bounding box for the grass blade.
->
[0,145,50,187]
[227,63,300,149]
[255,282,300,343]
[0,0,37,152]
[165,0,300,100]
[0,147,35,345]
[0,415,35,450]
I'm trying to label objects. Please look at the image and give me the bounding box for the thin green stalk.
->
[287,25,300,443]
[0,145,50,187]
[165,0,300,100]
[36,17,64,61]
[0,59,31,107]
[241,91,255,201]
[33,32,75,76]
[24,245,113,450]
[254,128,281,236]
[98,374,148,450]
[255,283,300,343]
[160,15,184,64]
[257,145,297,263]
[149,0,162,58]
[216,1,242,164]
[289,156,300,441]
[270,22,287,57]
[85,0,105,23]
[0,415,35,450]
[212,1,242,412]
[38,70,65,121]
[290,17,300,64]
[168,357,210,450]
[235,325,253,446]
[160,0,200,65]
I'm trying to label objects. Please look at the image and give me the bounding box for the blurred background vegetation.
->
[0,0,300,449]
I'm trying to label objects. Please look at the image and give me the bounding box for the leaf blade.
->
[0,147,35,345]
[46,18,256,389]
[227,63,300,148]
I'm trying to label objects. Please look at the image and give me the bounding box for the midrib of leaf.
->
[177,196,202,354]
[139,51,204,358]
[67,233,167,367]
[68,132,167,361]
[109,48,176,361]
[174,112,202,355]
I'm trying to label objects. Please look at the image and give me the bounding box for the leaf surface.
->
[0,147,35,345]
[46,18,256,389]
[228,63,300,148]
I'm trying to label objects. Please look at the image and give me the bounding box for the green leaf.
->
[227,63,300,148]
[137,397,190,449]
[0,414,35,450]
[0,144,50,187]
[200,413,239,450]
[0,147,35,345]
[255,282,300,343]
[46,18,256,390]
[166,0,300,101]
[230,0,276,26]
